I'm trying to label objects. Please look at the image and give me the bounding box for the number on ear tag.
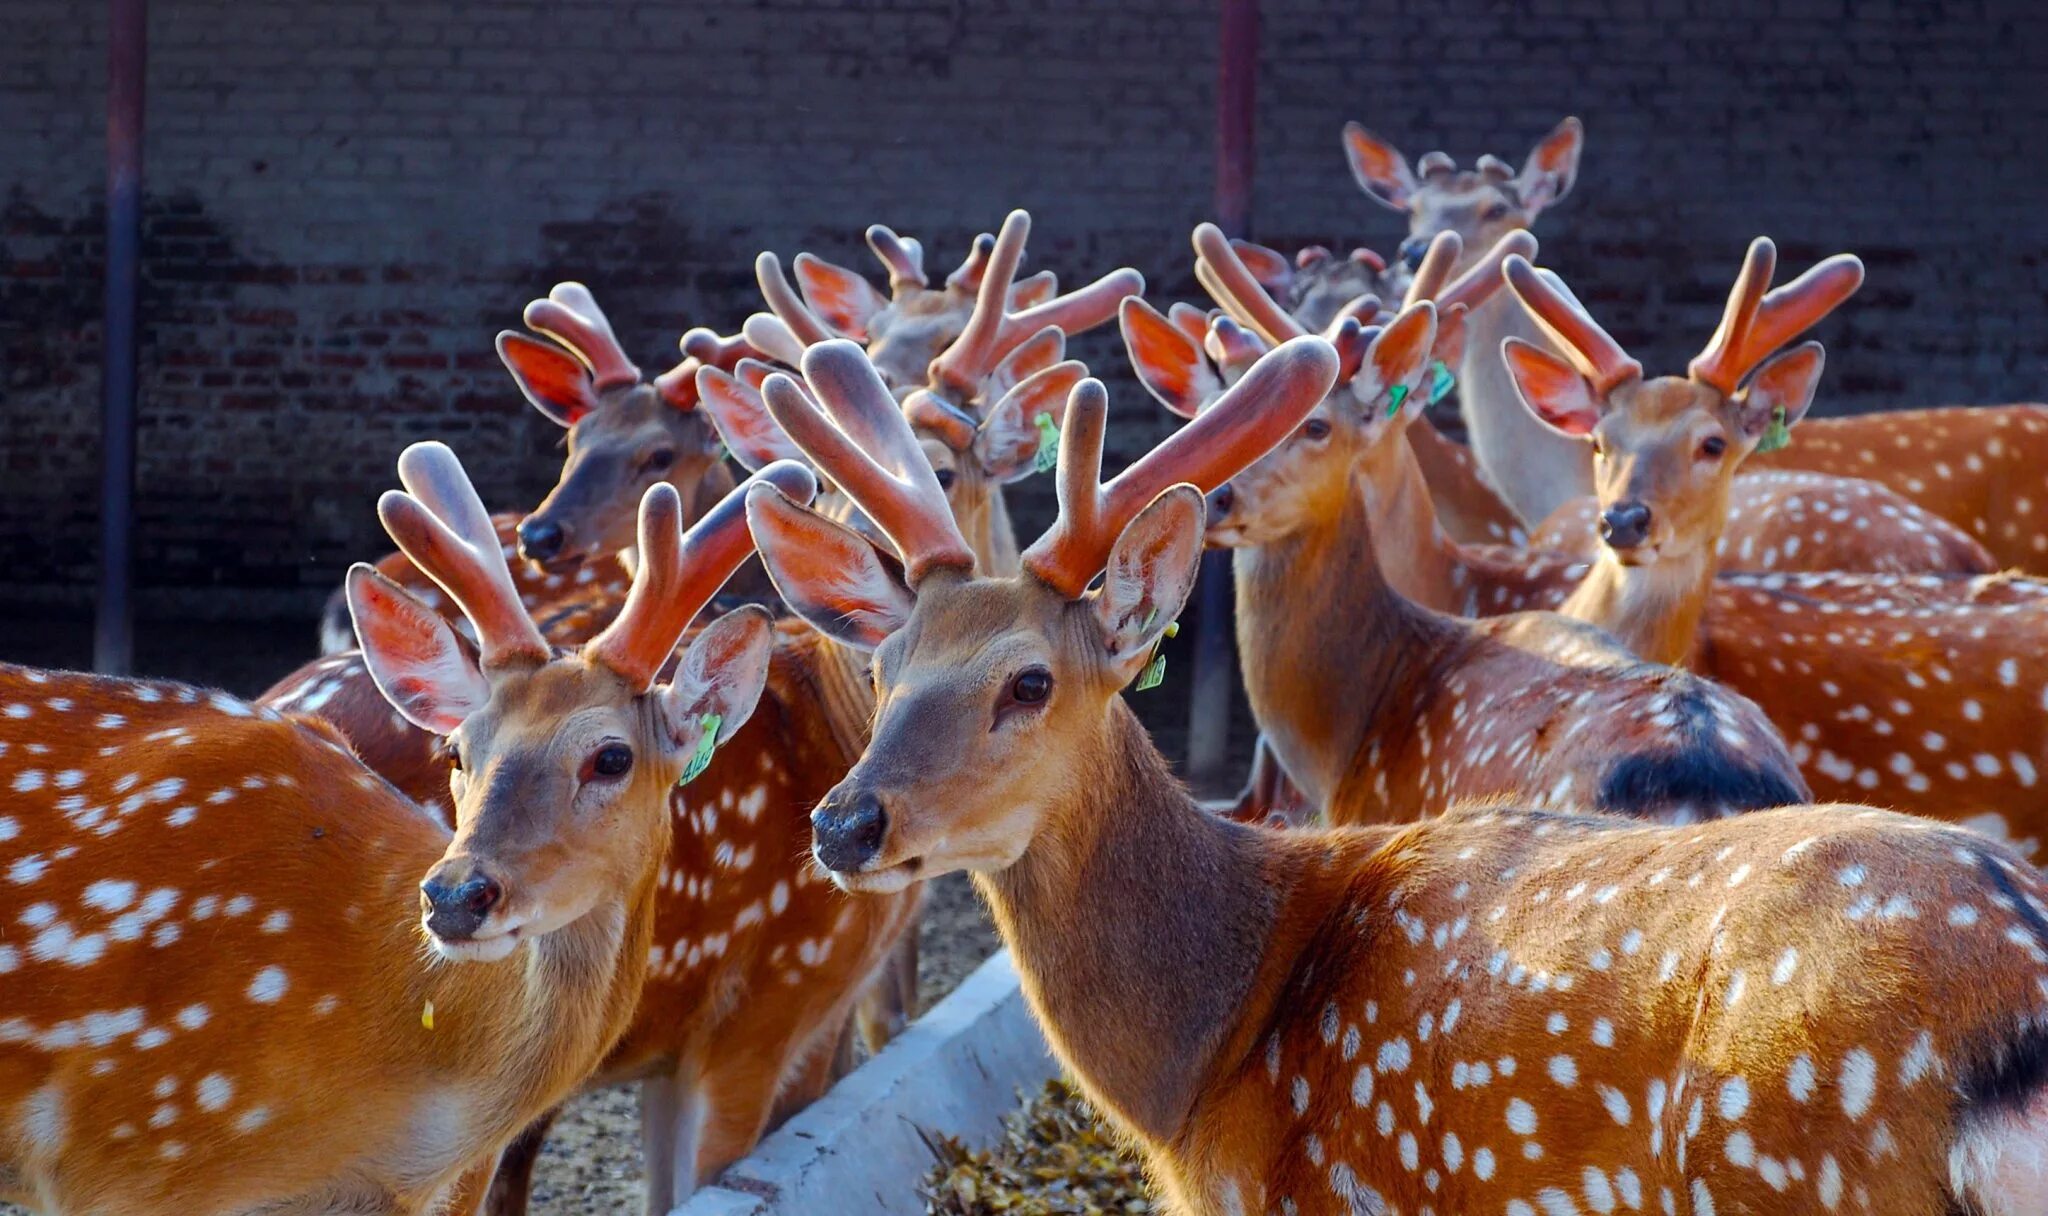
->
[677,712,723,786]
[1133,617,1179,692]
[1756,405,1792,454]
[1428,360,1456,405]
[1034,414,1060,473]
[1386,383,1410,419]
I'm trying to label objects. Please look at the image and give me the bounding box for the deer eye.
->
[643,448,676,474]
[1302,418,1332,440]
[1699,436,1727,460]
[586,744,634,781]
[1482,202,1511,222]
[933,468,957,492]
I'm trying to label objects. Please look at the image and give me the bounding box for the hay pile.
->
[919,1078,1154,1214]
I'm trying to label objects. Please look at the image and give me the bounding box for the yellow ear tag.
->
[1034,414,1060,474]
[677,712,723,787]
[1756,405,1792,453]
[1428,360,1456,405]
[421,1000,435,1031]
[1133,610,1179,693]
[1386,383,1410,419]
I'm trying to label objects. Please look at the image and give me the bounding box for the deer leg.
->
[639,1066,707,1216]
[691,1041,814,1189]
[477,1106,560,1216]
[1229,736,1316,827]
[434,1157,499,1216]
[853,931,918,1054]
[765,1017,848,1130]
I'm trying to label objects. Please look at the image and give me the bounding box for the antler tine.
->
[1687,237,1777,396]
[1191,223,1309,348]
[1428,230,1538,317]
[524,283,640,390]
[946,232,999,293]
[1021,336,1340,598]
[928,210,1031,398]
[866,224,928,293]
[741,312,810,369]
[997,267,1146,360]
[680,327,757,372]
[755,252,837,347]
[586,462,816,691]
[1402,232,1463,307]
[763,341,975,583]
[1502,255,1642,395]
[650,357,704,410]
[378,441,550,668]
[1692,240,1865,394]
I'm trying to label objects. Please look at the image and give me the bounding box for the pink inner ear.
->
[1501,339,1599,436]
[1122,300,1219,419]
[497,333,599,427]
[348,568,486,735]
[1343,123,1417,206]
[795,254,888,342]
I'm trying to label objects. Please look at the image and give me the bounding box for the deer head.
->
[496,283,755,571]
[740,337,1336,892]
[1123,224,1530,547]
[1344,117,1583,286]
[727,211,1139,572]
[346,442,810,960]
[1500,238,1864,565]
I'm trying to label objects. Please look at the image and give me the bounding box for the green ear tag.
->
[1386,383,1410,419]
[677,712,722,787]
[1133,619,1179,692]
[1428,359,1456,405]
[1034,414,1060,474]
[1756,405,1792,454]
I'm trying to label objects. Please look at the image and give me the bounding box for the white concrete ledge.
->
[672,949,1054,1216]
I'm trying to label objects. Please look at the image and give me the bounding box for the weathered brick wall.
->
[3,0,2044,614]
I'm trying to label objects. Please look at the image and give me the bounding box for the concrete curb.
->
[671,949,1055,1216]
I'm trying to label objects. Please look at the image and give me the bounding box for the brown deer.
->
[1501,242,2048,851]
[744,329,2048,1216]
[1126,228,1805,828]
[0,444,783,1215]
[1348,118,2048,573]
[317,283,755,653]
[742,208,1140,574]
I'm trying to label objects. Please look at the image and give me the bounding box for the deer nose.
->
[1397,236,1432,271]
[1207,483,1236,520]
[516,517,566,563]
[811,792,888,873]
[1600,501,1654,550]
[420,862,504,941]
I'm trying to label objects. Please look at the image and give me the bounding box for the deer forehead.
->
[889,579,1070,669]
[1603,379,1729,443]
[460,663,647,754]
[1411,177,1520,222]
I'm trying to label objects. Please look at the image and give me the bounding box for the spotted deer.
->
[1500,242,2048,850]
[1125,228,1804,829]
[316,283,756,654]
[744,329,2048,1216]
[740,208,1141,574]
[0,444,788,1215]
[1349,119,2048,573]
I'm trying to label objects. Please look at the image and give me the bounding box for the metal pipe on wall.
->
[96,0,147,674]
[1185,0,1258,793]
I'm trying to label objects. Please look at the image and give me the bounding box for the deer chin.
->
[426,918,526,964]
[822,855,925,895]
[1606,544,1663,568]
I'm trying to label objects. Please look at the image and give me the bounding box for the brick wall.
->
[3,0,2045,615]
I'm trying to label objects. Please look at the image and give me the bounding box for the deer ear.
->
[1516,117,1584,214]
[658,605,774,761]
[1501,337,1600,437]
[1349,305,1437,423]
[1091,486,1204,685]
[1736,342,1825,440]
[977,361,1087,483]
[1122,298,1224,420]
[1343,122,1419,211]
[794,253,888,343]
[1230,239,1295,295]
[746,485,913,652]
[498,332,599,427]
[347,564,490,735]
[696,365,808,472]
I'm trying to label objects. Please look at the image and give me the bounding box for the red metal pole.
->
[96,0,147,674]
[1186,0,1258,791]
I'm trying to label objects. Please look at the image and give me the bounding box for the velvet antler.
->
[1689,237,1865,395]
[1502,255,1643,395]
[523,283,640,391]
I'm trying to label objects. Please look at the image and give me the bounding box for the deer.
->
[1122,227,1805,830]
[738,208,1141,574]
[1347,117,2048,573]
[317,282,757,654]
[742,328,2048,1216]
[1500,241,2048,852]
[0,443,791,1215]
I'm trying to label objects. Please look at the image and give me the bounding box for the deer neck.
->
[1558,539,1718,667]
[975,704,1296,1150]
[811,632,881,759]
[1456,290,1594,525]
[1232,480,1446,809]
[1354,424,1468,612]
